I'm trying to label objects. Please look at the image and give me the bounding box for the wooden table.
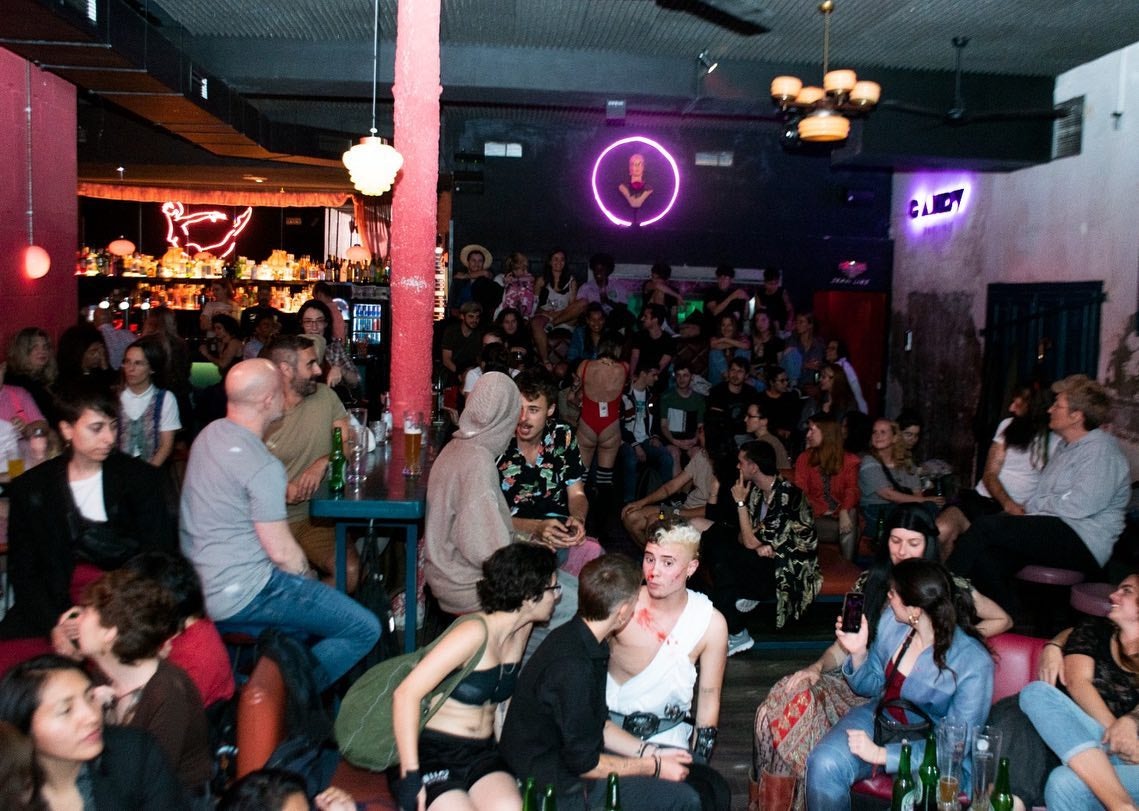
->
[309,428,435,652]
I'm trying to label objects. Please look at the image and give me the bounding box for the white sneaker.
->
[735,598,760,613]
[727,629,754,657]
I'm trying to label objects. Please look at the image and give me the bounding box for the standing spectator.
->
[118,337,181,468]
[658,362,706,475]
[706,357,761,448]
[179,359,378,690]
[576,340,628,511]
[948,375,1130,613]
[628,303,676,384]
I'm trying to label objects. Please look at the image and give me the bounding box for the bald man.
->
[180,359,379,689]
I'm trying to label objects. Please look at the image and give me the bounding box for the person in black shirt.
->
[759,365,802,446]
[702,264,748,334]
[629,303,676,384]
[499,555,700,811]
[706,357,762,448]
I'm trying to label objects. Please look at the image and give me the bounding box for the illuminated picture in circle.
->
[591,136,680,228]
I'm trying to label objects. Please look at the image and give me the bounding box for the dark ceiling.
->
[5,0,1138,193]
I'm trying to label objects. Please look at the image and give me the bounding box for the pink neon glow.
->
[904,176,973,233]
[591,136,681,227]
[162,201,254,258]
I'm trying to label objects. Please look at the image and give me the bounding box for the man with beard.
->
[260,335,356,591]
[180,359,378,690]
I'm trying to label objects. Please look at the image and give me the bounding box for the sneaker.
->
[727,629,754,657]
[735,598,760,614]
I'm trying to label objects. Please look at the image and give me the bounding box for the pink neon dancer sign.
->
[591,136,681,227]
[162,202,254,258]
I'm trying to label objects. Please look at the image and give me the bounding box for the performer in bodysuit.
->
[607,520,731,811]
[575,338,627,514]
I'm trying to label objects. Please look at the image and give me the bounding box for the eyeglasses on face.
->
[301,318,327,325]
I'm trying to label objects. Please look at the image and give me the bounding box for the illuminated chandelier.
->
[770,0,881,143]
[342,0,403,195]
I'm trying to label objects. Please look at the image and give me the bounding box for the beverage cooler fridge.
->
[343,283,391,406]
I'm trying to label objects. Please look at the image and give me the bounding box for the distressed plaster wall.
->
[890,41,1139,480]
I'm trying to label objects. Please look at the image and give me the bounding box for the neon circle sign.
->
[591,136,681,228]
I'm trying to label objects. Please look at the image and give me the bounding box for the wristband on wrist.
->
[1044,641,1063,650]
[736,500,746,508]
[396,770,422,811]
[652,754,661,778]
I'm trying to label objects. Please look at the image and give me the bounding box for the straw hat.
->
[459,244,492,270]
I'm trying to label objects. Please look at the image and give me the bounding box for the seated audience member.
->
[298,300,359,391]
[242,313,279,360]
[751,506,1009,807]
[74,569,210,797]
[787,313,826,390]
[641,262,683,332]
[1018,573,1139,810]
[497,369,600,574]
[706,313,750,387]
[607,521,731,811]
[793,414,861,560]
[496,251,539,321]
[949,374,1130,614]
[219,769,356,811]
[118,337,181,468]
[198,315,244,377]
[532,249,579,366]
[240,284,286,338]
[567,303,609,364]
[895,408,924,461]
[495,306,535,360]
[576,339,628,506]
[859,418,943,532]
[742,402,790,471]
[0,381,176,641]
[5,327,57,427]
[628,303,676,383]
[391,544,558,811]
[566,252,618,324]
[92,308,134,371]
[657,361,705,475]
[937,384,1053,557]
[752,268,794,337]
[702,264,749,334]
[0,358,49,440]
[619,364,673,504]
[57,323,116,391]
[843,411,873,456]
[0,655,188,809]
[179,359,379,690]
[801,362,861,428]
[463,339,512,399]
[804,560,993,809]
[706,356,762,449]
[441,301,485,384]
[825,339,868,414]
[710,441,821,656]
[500,554,701,811]
[749,311,786,380]
[260,335,358,591]
[758,365,800,446]
[621,424,715,544]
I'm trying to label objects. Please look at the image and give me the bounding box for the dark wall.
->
[79,199,326,261]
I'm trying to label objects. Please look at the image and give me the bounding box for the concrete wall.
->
[889,42,1139,478]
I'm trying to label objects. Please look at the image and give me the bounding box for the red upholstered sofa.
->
[236,655,395,809]
[850,632,1047,804]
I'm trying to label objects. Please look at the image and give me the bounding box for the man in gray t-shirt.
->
[180,359,378,688]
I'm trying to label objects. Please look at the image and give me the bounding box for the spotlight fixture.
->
[770,0,880,143]
[697,50,719,75]
[342,0,403,195]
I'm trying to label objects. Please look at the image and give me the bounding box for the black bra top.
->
[448,661,520,706]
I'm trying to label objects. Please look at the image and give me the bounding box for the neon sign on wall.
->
[591,136,680,228]
[162,201,253,258]
[904,176,973,233]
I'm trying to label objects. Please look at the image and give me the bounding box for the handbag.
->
[872,629,934,745]
[335,615,488,771]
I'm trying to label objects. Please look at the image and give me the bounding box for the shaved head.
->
[226,359,282,411]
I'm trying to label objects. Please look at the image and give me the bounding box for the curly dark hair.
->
[218,768,306,811]
[890,559,986,673]
[514,367,559,410]
[83,569,181,664]
[476,543,558,612]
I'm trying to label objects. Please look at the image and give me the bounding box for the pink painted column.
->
[388,0,441,420]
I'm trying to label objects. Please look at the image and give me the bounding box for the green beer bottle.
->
[604,772,621,811]
[989,757,1013,811]
[891,742,916,811]
[328,427,346,492]
[520,777,537,811]
[540,783,557,811]
[916,732,939,811]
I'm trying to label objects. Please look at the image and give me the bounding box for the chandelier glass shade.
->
[342,0,403,196]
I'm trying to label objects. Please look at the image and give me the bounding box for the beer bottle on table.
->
[520,777,537,811]
[916,732,939,811]
[604,772,621,811]
[989,757,1013,811]
[540,783,557,811]
[891,741,916,811]
[329,427,346,493]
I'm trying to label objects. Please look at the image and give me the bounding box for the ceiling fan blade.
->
[878,100,947,119]
[961,108,1069,124]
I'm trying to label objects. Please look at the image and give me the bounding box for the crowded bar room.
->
[2,1,1139,809]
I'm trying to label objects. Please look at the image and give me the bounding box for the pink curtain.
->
[352,194,391,260]
[79,183,351,209]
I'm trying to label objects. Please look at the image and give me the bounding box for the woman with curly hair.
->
[392,543,559,811]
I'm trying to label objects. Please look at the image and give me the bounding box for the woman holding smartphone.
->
[748,506,1010,810]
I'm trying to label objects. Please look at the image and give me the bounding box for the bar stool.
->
[1070,582,1113,617]
[1015,566,1085,636]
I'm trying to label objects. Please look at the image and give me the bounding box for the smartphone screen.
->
[841,592,865,633]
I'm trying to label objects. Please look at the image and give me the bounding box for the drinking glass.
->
[403,410,424,476]
[370,420,388,445]
[345,421,369,486]
[970,725,1003,811]
[937,720,967,810]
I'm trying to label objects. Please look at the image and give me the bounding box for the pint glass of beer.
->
[403,410,424,476]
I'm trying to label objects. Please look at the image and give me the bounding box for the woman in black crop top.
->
[392,544,559,811]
